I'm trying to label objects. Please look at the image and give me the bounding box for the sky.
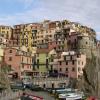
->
[0,0,100,39]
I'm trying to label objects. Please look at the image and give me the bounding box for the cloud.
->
[0,0,100,37]
[96,33,100,40]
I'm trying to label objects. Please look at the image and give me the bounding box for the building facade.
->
[0,25,13,39]
[4,47,33,79]
[49,51,86,79]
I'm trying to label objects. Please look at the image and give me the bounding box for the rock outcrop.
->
[82,48,100,99]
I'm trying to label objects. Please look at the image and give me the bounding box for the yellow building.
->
[13,23,41,52]
[0,25,13,39]
[33,53,49,77]
[19,24,37,54]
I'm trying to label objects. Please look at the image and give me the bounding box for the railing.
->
[32,77,69,88]
[32,77,69,84]
[0,90,22,100]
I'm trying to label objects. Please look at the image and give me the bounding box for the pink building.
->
[67,31,78,50]
[4,47,33,79]
[51,51,86,79]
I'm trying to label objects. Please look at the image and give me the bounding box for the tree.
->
[0,63,11,92]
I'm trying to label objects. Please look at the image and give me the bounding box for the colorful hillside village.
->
[0,20,98,80]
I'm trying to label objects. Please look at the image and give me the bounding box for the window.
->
[2,31,5,33]
[59,68,62,72]
[70,56,72,60]
[66,74,68,77]
[66,61,68,65]
[86,41,88,44]
[64,56,66,60]
[78,75,81,78]
[77,54,80,58]
[72,60,75,65]
[8,65,11,70]
[9,50,12,53]
[46,59,48,64]
[78,61,80,65]
[51,65,53,70]
[74,39,77,43]
[21,72,24,75]
[82,61,83,65]
[22,65,24,68]
[72,67,75,72]
[78,67,81,72]
[51,59,53,62]
[37,59,39,63]
[66,68,68,71]
[22,57,23,62]
[59,61,62,65]
[30,66,31,69]
[2,27,5,29]
[9,57,12,61]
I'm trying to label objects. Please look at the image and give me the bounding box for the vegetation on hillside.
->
[0,64,11,91]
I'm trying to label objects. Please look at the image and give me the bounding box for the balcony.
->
[21,62,32,65]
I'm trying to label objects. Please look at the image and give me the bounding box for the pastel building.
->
[50,51,86,79]
[0,33,8,47]
[0,25,13,39]
[4,47,33,79]
[33,53,49,77]
[32,41,57,77]
[0,34,8,68]
[12,23,42,47]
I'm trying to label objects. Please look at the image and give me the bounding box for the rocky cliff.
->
[82,48,100,99]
